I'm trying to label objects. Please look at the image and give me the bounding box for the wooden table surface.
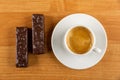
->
[0,0,120,80]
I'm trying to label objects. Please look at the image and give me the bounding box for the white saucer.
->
[51,13,107,70]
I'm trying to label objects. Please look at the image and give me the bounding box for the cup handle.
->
[93,48,101,53]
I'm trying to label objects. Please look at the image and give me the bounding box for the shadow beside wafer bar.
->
[28,28,32,53]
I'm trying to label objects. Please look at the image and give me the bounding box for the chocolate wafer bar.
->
[16,27,28,67]
[32,14,44,54]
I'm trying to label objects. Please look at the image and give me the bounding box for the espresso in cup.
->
[66,26,93,54]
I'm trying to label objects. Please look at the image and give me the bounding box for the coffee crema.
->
[66,26,93,54]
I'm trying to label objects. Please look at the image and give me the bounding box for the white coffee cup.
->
[64,26,101,56]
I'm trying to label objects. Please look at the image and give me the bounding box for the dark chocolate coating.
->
[16,27,28,67]
[32,14,44,54]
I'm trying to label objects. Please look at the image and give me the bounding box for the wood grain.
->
[0,0,120,80]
